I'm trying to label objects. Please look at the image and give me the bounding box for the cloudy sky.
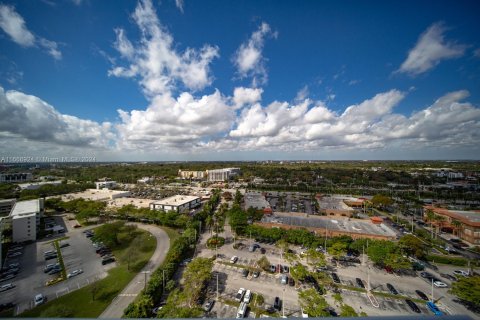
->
[0,0,479,161]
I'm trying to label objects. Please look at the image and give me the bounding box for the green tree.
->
[290,263,309,285]
[371,194,393,209]
[398,234,426,259]
[449,276,480,308]
[339,303,358,317]
[328,242,348,259]
[298,288,330,317]
[182,257,213,307]
[305,248,326,268]
[257,256,271,271]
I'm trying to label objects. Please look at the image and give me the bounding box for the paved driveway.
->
[99,223,170,318]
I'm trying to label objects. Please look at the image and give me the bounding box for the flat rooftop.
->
[318,195,356,211]
[60,189,130,201]
[262,212,397,237]
[151,195,200,206]
[449,210,480,223]
[107,197,152,209]
[10,199,41,218]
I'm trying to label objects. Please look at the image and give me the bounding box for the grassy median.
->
[18,223,159,318]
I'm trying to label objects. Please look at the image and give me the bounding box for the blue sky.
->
[0,0,479,161]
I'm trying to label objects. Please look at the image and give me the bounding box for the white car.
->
[67,269,83,278]
[231,256,238,264]
[0,283,15,292]
[453,270,469,277]
[34,294,45,306]
[243,289,251,303]
[433,281,448,288]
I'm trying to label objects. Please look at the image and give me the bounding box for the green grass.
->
[17,227,158,318]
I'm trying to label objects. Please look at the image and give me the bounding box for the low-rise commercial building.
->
[18,180,63,190]
[95,180,117,190]
[150,195,201,213]
[424,206,480,245]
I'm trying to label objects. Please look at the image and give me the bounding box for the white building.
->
[95,180,117,190]
[150,195,201,213]
[137,177,153,184]
[206,168,241,182]
[18,180,63,190]
[0,173,32,183]
[9,199,44,243]
[0,199,16,217]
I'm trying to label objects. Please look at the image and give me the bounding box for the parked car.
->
[2,263,19,271]
[331,273,340,284]
[280,274,288,285]
[44,263,60,273]
[269,265,276,273]
[282,265,289,273]
[420,272,433,279]
[102,256,115,265]
[67,269,83,279]
[386,283,398,295]
[433,281,448,288]
[406,299,421,313]
[2,268,19,276]
[203,300,214,312]
[426,301,443,316]
[415,290,429,301]
[0,303,14,312]
[45,254,58,260]
[34,294,45,306]
[273,297,281,311]
[288,277,295,287]
[6,251,22,258]
[235,288,246,301]
[0,283,15,292]
[0,274,16,282]
[453,270,469,277]
[440,273,457,281]
[252,271,260,278]
[243,290,252,303]
[231,256,238,264]
[242,269,249,277]
[48,267,62,275]
[356,278,365,288]
[260,248,266,254]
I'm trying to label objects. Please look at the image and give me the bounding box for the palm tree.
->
[451,219,463,238]
[205,215,214,234]
[433,215,446,239]
[425,209,436,238]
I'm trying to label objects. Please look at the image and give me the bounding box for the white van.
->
[243,290,251,303]
[236,301,247,318]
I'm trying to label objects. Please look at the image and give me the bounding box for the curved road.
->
[100,223,170,318]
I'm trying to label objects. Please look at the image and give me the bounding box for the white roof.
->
[151,195,199,207]
[10,199,40,218]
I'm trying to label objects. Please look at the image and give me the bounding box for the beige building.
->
[178,170,206,180]
[206,168,241,182]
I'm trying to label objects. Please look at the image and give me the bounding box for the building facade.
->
[206,168,241,182]
[178,170,206,180]
[9,199,44,243]
[424,206,480,245]
[95,180,117,190]
[0,173,32,183]
[0,199,16,217]
[150,195,201,213]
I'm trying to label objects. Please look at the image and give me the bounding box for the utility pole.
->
[216,272,219,301]
[282,288,285,318]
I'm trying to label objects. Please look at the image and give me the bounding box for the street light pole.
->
[216,272,219,301]
[142,271,150,291]
[282,288,285,318]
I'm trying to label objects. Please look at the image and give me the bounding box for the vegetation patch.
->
[206,236,225,249]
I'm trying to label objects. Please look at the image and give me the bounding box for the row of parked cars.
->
[235,288,253,318]
[0,244,24,293]
[85,229,116,265]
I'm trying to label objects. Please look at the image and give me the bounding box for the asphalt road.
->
[99,223,170,318]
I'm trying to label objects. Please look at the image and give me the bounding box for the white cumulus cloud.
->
[0,86,113,148]
[109,0,218,96]
[0,4,62,60]
[233,22,276,86]
[397,22,466,76]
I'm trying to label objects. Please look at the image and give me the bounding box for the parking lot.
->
[0,215,112,315]
[194,224,478,318]
[264,192,317,214]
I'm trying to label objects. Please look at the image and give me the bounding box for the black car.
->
[0,302,14,312]
[356,278,365,288]
[260,248,266,254]
[288,277,295,286]
[415,290,429,301]
[102,256,115,265]
[242,269,249,277]
[45,254,58,260]
[273,297,282,311]
[420,272,433,279]
[331,273,340,284]
[386,283,398,295]
[405,299,421,313]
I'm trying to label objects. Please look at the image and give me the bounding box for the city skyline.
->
[0,0,479,161]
